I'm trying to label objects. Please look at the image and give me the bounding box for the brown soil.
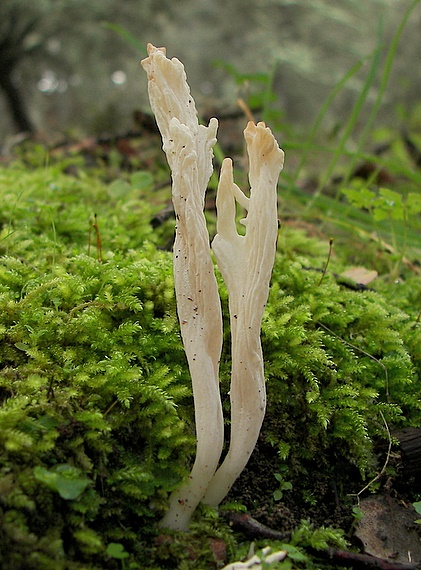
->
[225,437,421,565]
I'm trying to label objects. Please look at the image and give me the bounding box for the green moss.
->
[0,162,195,568]
[0,161,420,568]
[263,241,419,477]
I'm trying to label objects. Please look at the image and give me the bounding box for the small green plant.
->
[342,184,421,274]
[273,472,293,502]
[106,542,129,569]
[343,186,421,225]
[34,464,91,500]
[413,501,421,524]
[291,519,349,551]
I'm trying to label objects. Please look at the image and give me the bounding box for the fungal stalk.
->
[141,44,284,530]
[142,44,224,531]
[203,122,284,506]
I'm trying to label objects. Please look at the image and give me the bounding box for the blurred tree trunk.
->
[0,67,34,133]
[0,6,40,134]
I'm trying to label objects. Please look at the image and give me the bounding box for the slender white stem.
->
[203,122,284,506]
[142,45,224,530]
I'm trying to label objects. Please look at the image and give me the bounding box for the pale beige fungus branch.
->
[141,44,224,531]
[202,121,284,506]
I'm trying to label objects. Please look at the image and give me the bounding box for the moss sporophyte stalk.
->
[142,44,284,530]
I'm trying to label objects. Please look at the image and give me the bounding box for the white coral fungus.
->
[142,44,284,530]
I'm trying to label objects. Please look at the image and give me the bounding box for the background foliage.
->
[1,0,421,136]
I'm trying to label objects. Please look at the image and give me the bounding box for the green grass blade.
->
[309,30,384,205]
[289,55,369,193]
[102,22,147,57]
[342,0,421,187]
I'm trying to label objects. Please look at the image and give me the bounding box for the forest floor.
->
[1,110,421,569]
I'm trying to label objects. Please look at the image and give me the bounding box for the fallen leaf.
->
[342,267,378,285]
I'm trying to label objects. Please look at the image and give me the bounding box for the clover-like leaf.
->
[106,542,129,560]
[34,464,90,500]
